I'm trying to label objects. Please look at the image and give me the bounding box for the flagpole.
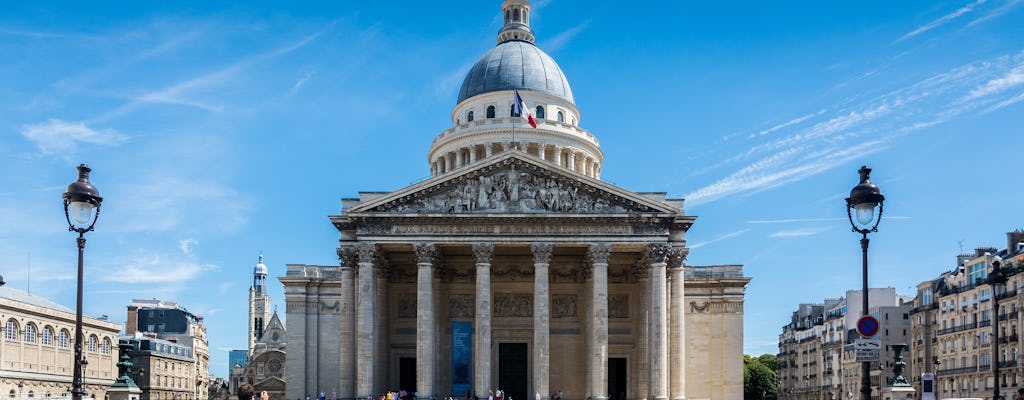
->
[512,94,517,152]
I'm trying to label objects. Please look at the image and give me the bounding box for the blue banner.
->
[452,322,473,396]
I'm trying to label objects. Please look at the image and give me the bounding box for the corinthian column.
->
[588,243,611,400]
[668,248,688,400]
[338,247,358,398]
[648,244,671,400]
[415,243,437,397]
[473,242,494,397]
[355,242,377,398]
[532,243,553,399]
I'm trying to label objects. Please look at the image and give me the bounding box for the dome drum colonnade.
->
[427,0,602,180]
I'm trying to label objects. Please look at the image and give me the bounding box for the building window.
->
[557,111,564,122]
[87,335,98,352]
[42,327,53,346]
[58,330,70,348]
[535,106,545,119]
[24,323,37,343]
[486,106,495,119]
[102,338,111,354]
[467,111,474,122]
[5,319,18,340]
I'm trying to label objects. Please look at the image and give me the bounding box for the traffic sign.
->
[854,338,881,350]
[855,350,879,362]
[857,315,880,337]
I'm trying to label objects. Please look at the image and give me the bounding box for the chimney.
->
[1008,230,1024,254]
[126,305,139,335]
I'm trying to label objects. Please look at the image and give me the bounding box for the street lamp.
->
[62,164,103,400]
[845,165,884,400]
[987,255,1007,400]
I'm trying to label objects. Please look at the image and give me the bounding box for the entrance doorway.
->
[608,358,627,400]
[498,343,528,400]
[399,357,416,393]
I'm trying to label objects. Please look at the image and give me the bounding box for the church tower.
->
[248,253,272,356]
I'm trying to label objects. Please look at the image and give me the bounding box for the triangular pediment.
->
[346,152,679,215]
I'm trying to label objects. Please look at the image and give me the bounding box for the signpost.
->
[854,338,881,362]
[857,315,879,338]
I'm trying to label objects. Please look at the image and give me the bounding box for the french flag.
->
[513,89,537,128]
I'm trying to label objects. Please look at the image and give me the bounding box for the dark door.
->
[498,343,528,400]
[400,357,416,393]
[608,358,627,400]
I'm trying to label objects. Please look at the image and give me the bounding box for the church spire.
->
[497,0,535,44]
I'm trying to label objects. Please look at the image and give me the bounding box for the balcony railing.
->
[937,322,979,335]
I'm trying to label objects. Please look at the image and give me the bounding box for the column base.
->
[652,396,669,400]
[670,396,687,400]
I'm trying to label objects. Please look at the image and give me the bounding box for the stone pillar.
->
[635,259,651,400]
[588,244,611,400]
[355,242,377,398]
[485,143,493,158]
[374,256,390,393]
[532,243,553,399]
[648,244,671,400]
[339,247,358,398]
[415,243,437,397]
[538,144,547,161]
[668,248,688,400]
[567,149,576,171]
[473,242,494,397]
[552,146,562,166]
[470,146,478,163]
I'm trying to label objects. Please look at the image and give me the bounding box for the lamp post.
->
[987,255,1007,400]
[62,164,103,400]
[845,166,884,400]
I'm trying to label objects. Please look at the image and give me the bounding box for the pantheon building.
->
[280,1,749,400]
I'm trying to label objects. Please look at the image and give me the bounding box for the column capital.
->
[587,243,612,265]
[413,243,437,265]
[473,242,495,264]
[337,246,358,269]
[667,247,689,270]
[356,242,377,263]
[531,242,553,264]
[647,243,671,264]
[634,257,651,280]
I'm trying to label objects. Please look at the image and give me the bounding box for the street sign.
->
[855,349,879,362]
[857,315,880,337]
[854,338,881,350]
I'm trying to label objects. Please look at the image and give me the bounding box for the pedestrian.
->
[1016,388,1024,400]
[237,385,269,400]
[488,389,494,400]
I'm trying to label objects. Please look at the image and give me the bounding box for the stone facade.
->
[280,2,748,400]
[0,282,121,400]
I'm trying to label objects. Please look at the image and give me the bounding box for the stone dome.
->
[456,41,574,105]
[254,254,268,275]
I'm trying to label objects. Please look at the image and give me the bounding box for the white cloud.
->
[987,91,1024,111]
[747,218,843,224]
[102,253,216,284]
[689,229,749,249]
[539,21,589,53]
[179,238,198,256]
[289,70,316,95]
[751,111,820,138]
[115,176,250,233]
[963,64,1024,101]
[897,0,987,42]
[19,119,127,158]
[768,227,828,238]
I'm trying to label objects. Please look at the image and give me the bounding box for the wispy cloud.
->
[689,229,750,249]
[685,50,1024,206]
[289,70,316,95]
[19,119,127,159]
[750,111,822,138]
[967,0,1023,27]
[768,227,828,238]
[747,218,843,224]
[102,252,217,284]
[179,238,198,256]
[897,0,988,42]
[91,22,334,123]
[539,21,589,53]
[116,175,251,233]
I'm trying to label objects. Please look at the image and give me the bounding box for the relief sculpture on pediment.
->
[377,166,635,214]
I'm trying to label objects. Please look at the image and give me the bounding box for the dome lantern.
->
[497,0,535,44]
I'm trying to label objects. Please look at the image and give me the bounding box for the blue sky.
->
[2,1,1023,377]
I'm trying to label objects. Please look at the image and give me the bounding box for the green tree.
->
[745,354,778,400]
